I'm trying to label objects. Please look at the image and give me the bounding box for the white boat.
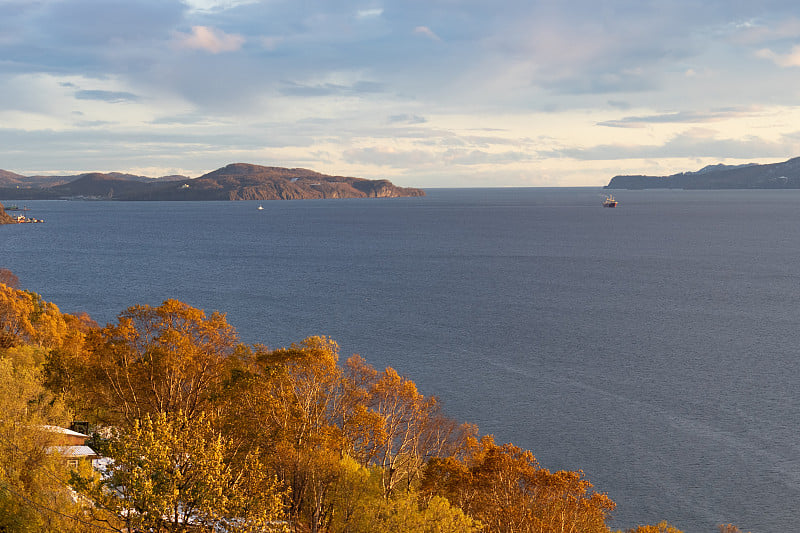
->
[257,205,264,210]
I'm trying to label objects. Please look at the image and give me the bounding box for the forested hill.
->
[0,163,425,200]
[605,156,800,189]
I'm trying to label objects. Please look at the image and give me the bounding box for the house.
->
[43,424,99,469]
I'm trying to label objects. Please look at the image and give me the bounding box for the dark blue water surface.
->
[3,188,800,533]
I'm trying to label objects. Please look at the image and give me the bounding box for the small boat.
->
[602,195,618,208]
[257,205,264,210]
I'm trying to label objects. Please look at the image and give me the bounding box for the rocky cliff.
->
[0,203,15,224]
[0,164,425,201]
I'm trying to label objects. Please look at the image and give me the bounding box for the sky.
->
[2,0,800,187]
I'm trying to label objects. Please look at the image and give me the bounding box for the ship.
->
[602,195,618,208]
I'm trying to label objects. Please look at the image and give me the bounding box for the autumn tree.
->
[328,455,481,533]
[0,268,19,288]
[234,336,348,532]
[42,311,98,416]
[422,435,615,533]
[0,356,97,532]
[72,410,287,533]
[0,284,67,349]
[218,338,475,532]
[344,355,473,498]
[0,281,97,413]
[84,299,239,425]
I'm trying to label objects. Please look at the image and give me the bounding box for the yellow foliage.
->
[84,299,239,424]
[328,455,480,533]
[0,356,91,532]
[0,285,67,349]
[0,290,632,533]
[72,410,288,532]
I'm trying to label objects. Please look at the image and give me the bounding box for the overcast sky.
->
[2,0,800,186]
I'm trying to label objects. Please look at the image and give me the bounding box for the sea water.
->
[2,188,799,533]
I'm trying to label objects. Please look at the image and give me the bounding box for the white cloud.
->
[356,8,383,19]
[174,26,245,53]
[6,1,800,185]
[75,90,140,103]
[597,108,761,128]
[389,114,427,125]
[183,0,259,12]
[756,45,800,67]
[414,26,440,41]
[730,17,800,45]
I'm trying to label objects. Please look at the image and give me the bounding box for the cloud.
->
[607,100,632,110]
[184,0,260,12]
[6,0,800,185]
[174,25,245,53]
[44,0,185,47]
[279,80,385,97]
[729,17,800,45]
[414,26,441,41]
[548,130,793,161]
[260,36,283,51]
[344,146,531,168]
[344,146,438,167]
[388,114,427,124]
[74,90,140,103]
[149,114,208,125]
[443,149,531,166]
[356,8,383,19]
[756,45,800,67]
[598,108,760,128]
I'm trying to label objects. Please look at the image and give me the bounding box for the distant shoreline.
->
[0,163,425,201]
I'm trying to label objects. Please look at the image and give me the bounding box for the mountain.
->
[605,157,800,189]
[0,164,424,201]
[0,169,71,188]
[0,169,26,184]
[0,170,187,190]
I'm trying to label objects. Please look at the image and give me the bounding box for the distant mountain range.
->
[0,164,425,201]
[605,157,800,189]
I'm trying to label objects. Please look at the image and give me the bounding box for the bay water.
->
[2,188,799,533]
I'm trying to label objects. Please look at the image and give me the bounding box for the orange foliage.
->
[0,284,67,349]
[422,435,615,533]
[344,355,472,498]
[84,299,239,424]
